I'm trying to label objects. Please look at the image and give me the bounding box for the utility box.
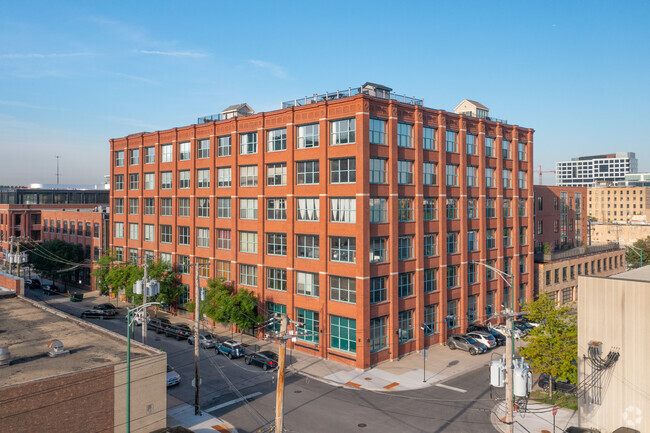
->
[513,359,533,397]
[490,359,505,387]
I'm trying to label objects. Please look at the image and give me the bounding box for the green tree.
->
[146,260,181,308]
[626,236,650,268]
[198,278,264,331]
[99,258,180,306]
[29,239,84,284]
[519,293,577,397]
[91,253,117,295]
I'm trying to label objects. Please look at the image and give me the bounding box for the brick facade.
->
[533,185,587,251]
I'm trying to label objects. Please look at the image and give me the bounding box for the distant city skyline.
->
[1,1,649,185]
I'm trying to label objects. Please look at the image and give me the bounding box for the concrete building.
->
[588,185,650,223]
[110,83,534,369]
[534,185,587,252]
[555,152,638,187]
[615,172,650,187]
[0,293,167,433]
[578,268,650,433]
[590,221,650,245]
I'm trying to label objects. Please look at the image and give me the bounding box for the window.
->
[114,198,124,214]
[398,198,414,221]
[447,299,458,328]
[485,167,495,187]
[398,310,414,343]
[240,132,257,154]
[218,136,231,156]
[369,158,387,184]
[447,265,459,288]
[129,173,139,190]
[485,137,495,157]
[267,128,287,152]
[160,198,172,216]
[239,231,258,254]
[296,197,319,221]
[197,198,210,217]
[519,227,527,245]
[297,124,319,148]
[217,167,231,188]
[129,198,139,215]
[424,198,437,220]
[296,308,319,344]
[266,302,286,333]
[267,198,287,220]
[141,224,154,242]
[468,263,478,284]
[398,160,414,185]
[240,198,258,219]
[370,316,387,351]
[217,198,231,218]
[502,139,511,159]
[503,169,512,188]
[537,220,543,235]
[85,222,91,236]
[178,141,190,161]
[504,257,512,275]
[519,171,527,189]
[423,304,438,335]
[114,247,123,262]
[330,198,356,223]
[267,268,287,291]
[467,198,478,219]
[297,271,319,296]
[297,234,319,259]
[398,236,413,260]
[144,172,155,190]
[197,169,210,188]
[369,118,386,145]
[518,141,527,161]
[195,257,209,278]
[330,237,356,263]
[331,118,355,145]
[446,198,458,219]
[240,165,258,187]
[330,315,356,353]
[423,162,437,185]
[370,276,387,303]
[297,160,319,184]
[217,229,231,249]
[267,162,286,186]
[369,237,387,263]
[115,150,124,167]
[178,170,190,189]
[160,171,172,189]
[178,198,190,217]
[178,226,190,245]
[520,256,528,274]
[423,126,436,150]
[468,295,478,322]
[424,268,438,293]
[266,233,287,256]
[114,222,124,238]
[447,232,458,254]
[446,164,458,186]
[504,228,512,247]
[144,146,155,164]
[487,260,497,280]
[161,143,173,163]
[446,130,458,152]
[160,225,172,243]
[330,276,356,303]
[197,138,210,159]
[467,166,478,187]
[486,198,496,218]
[466,133,477,155]
[330,158,356,183]
[519,199,527,217]
[424,234,438,256]
[398,272,413,297]
[503,199,511,217]
[129,148,139,165]
[239,264,257,287]
[562,287,572,304]
[197,227,209,248]
[467,231,478,251]
[397,122,413,148]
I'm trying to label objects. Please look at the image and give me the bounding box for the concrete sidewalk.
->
[167,396,237,433]
[491,401,578,433]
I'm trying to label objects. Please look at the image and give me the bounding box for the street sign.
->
[552,404,558,416]
[422,349,428,360]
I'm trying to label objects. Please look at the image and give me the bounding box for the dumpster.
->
[69,293,84,302]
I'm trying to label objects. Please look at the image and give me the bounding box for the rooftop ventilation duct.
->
[0,345,10,366]
[48,340,70,357]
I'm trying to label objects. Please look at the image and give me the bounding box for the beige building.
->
[578,269,650,433]
[588,186,650,222]
[590,222,650,245]
[534,243,626,304]
[0,294,167,433]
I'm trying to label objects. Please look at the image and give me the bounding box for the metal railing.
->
[281,87,423,109]
[197,113,224,124]
[459,111,508,124]
[535,242,621,262]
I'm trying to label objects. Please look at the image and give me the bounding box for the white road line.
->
[435,383,467,393]
[204,392,263,412]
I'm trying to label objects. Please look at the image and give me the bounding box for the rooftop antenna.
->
[55,155,61,184]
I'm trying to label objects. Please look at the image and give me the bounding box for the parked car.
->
[94,303,118,316]
[244,350,279,371]
[487,328,507,346]
[165,324,193,340]
[490,324,525,340]
[188,333,219,349]
[466,324,490,333]
[517,316,541,328]
[216,339,245,359]
[42,284,64,295]
[447,335,488,355]
[148,318,172,334]
[465,331,498,349]
[166,365,181,387]
[80,308,115,320]
[537,374,577,394]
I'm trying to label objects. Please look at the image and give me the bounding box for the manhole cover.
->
[294,390,302,394]
[357,423,367,428]
[364,377,372,381]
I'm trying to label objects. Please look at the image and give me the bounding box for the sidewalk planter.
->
[69,293,84,302]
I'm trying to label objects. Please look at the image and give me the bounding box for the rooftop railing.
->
[534,242,621,263]
[197,114,224,124]
[281,87,423,109]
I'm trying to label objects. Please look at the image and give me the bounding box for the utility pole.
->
[275,314,288,433]
[141,261,148,344]
[16,238,21,278]
[505,311,515,433]
[9,236,14,275]
[194,264,201,416]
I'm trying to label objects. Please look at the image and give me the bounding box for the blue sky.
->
[1,1,648,185]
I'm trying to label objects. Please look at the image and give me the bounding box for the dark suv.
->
[537,374,577,393]
[148,318,172,334]
[165,324,192,340]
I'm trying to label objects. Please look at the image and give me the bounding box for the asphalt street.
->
[25,288,498,433]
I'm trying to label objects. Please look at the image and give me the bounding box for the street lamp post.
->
[627,244,644,268]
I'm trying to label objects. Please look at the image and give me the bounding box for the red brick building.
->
[533,185,587,252]
[110,84,534,369]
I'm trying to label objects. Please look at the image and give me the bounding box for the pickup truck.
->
[147,318,172,334]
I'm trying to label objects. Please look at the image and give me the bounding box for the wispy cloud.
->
[0,100,55,110]
[138,50,208,58]
[248,59,288,79]
[103,71,160,86]
[0,52,94,59]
